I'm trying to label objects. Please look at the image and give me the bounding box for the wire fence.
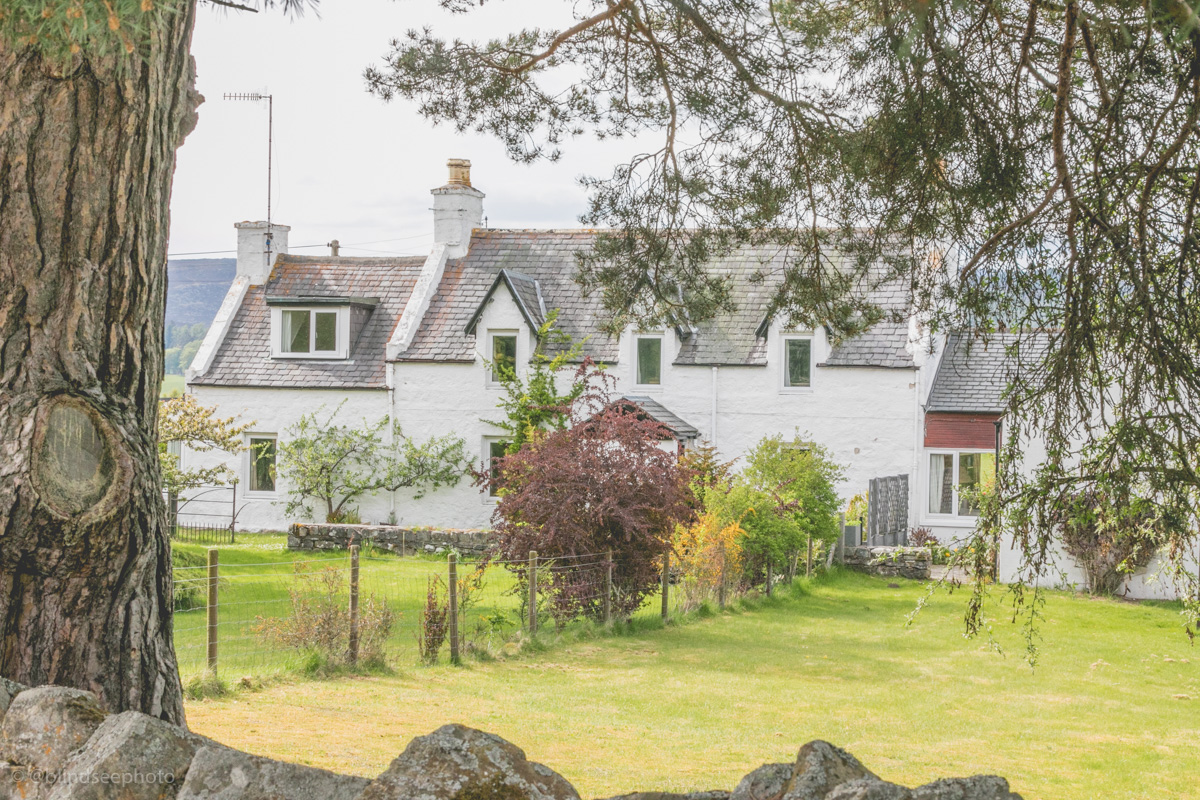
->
[171,544,781,682]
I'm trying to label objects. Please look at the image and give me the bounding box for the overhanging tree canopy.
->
[367,0,1200,635]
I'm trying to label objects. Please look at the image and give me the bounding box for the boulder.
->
[176,745,370,800]
[1,687,108,773]
[730,764,793,800]
[357,724,579,800]
[824,780,911,800]
[0,679,27,722]
[45,710,216,800]
[910,777,1021,800]
[782,742,878,800]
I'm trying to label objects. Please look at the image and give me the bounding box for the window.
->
[249,436,277,493]
[280,309,340,355]
[486,440,510,497]
[490,333,517,383]
[927,451,996,517]
[636,336,662,385]
[784,337,812,388]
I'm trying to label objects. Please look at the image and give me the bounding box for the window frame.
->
[482,437,511,501]
[924,449,996,520]
[634,334,664,388]
[271,306,349,359]
[487,330,519,386]
[245,433,278,496]
[781,334,815,392]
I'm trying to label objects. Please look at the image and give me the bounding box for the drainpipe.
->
[386,362,397,523]
[710,366,719,448]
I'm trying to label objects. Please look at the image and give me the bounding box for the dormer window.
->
[490,331,518,383]
[636,335,662,386]
[783,335,813,389]
[267,296,378,360]
[282,309,339,354]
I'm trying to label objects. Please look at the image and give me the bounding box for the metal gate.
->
[867,474,909,546]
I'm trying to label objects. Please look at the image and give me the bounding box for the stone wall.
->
[839,545,931,580]
[288,523,492,556]
[0,681,1021,800]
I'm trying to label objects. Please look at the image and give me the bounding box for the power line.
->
[166,233,434,258]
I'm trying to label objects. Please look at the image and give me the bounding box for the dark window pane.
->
[959,453,982,516]
[786,339,811,387]
[250,438,276,492]
[488,440,509,496]
[637,337,662,385]
[314,312,338,352]
[282,310,309,353]
[492,335,517,381]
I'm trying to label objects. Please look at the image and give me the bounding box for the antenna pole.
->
[224,91,275,269]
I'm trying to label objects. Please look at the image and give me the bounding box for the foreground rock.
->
[357,724,579,800]
[46,710,217,800]
[177,746,369,800]
[0,684,1021,800]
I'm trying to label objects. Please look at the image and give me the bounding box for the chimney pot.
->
[328,239,340,257]
[447,158,472,187]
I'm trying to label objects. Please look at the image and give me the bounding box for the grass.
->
[161,374,186,396]
[182,568,1199,800]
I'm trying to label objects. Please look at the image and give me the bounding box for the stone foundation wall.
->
[288,523,492,556]
[839,545,931,580]
[0,681,1021,800]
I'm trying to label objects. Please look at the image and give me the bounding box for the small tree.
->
[485,378,694,621]
[705,435,844,581]
[1052,488,1166,597]
[277,404,468,523]
[158,394,253,495]
[486,311,590,454]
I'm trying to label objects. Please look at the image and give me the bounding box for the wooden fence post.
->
[206,548,219,673]
[528,550,538,635]
[448,553,459,664]
[661,550,670,622]
[766,560,773,597]
[718,542,727,610]
[807,535,813,578]
[229,480,237,545]
[838,512,846,564]
[348,545,360,666]
[604,549,613,626]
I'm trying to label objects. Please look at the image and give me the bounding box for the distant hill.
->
[164,258,235,380]
[166,258,236,327]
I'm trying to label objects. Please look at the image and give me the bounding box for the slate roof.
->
[925,332,1049,413]
[398,230,916,368]
[620,395,701,440]
[191,254,425,389]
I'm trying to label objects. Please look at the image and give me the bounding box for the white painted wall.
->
[183,386,392,531]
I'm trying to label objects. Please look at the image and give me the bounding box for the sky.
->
[168,0,650,260]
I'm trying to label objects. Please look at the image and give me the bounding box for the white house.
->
[181,158,1196,599]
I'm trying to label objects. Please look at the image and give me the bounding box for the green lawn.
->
[161,374,186,396]
[182,567,1199,800]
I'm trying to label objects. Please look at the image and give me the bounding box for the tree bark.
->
[0,3,202,725]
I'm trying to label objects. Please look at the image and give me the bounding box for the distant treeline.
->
[165,323,208,375]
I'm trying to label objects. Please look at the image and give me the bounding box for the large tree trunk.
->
[0,4,202,725]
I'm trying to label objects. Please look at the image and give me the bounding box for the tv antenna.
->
[225,92,275,259]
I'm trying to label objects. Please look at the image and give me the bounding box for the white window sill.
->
[920,515,983,527]
[243,490,278,500]
[779,386,814,395]
[272,353,347,360]
[632,384,664,393]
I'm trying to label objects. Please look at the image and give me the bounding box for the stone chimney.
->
[432,158,484,259]
[235,221,290,285]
